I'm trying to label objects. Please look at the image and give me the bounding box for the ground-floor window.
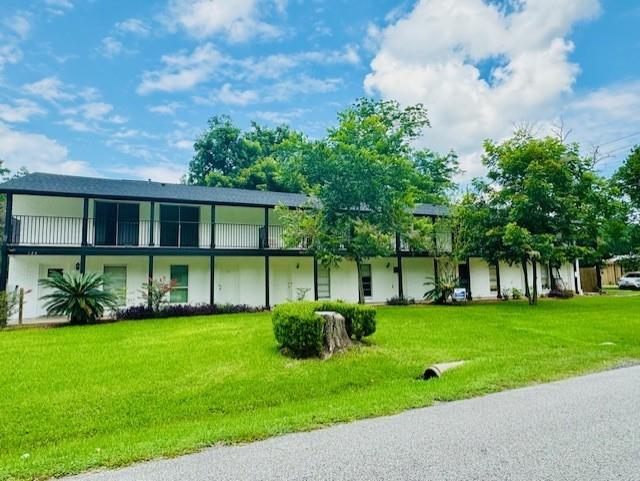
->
[47,268,63,278]
[170,265,189,303]
[318,265,330,299]
[489,264,498,292]
[104,265,127,306]
[360,263,372,298]
[541,264,550,290]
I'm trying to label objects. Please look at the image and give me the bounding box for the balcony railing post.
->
[149,201,155,246]
[210,204,215,249]
[81,197,89,247]
[263,207,269,248]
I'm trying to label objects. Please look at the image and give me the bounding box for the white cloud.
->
[0,15,30,74]
[0,122,94,175]
[44,0,74,15]
[164,0,282,42]
[60,102,127,132]
[171,139,194,150]
[22,77,75,102]
[115,18,150,36]
[148,101,183,115]
[265,75,341,101]
[364,0,601,179]
[137,43,222,94]
[100,36,124,58]
[110,163,185,183]
[212,83,259,105]
[0,99,46,123]
[558,81,640,170]
[238,45,360,80]
[0,44,22,73]
[253,108,306,124]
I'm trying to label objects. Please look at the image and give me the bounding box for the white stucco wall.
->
[402,257,435,301]
[7,254,81,318]
[214,256,265,306]
[269,257,314,305]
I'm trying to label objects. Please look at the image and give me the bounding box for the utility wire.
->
[598,130,640,148]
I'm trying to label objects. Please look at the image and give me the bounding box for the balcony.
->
[8,215,295,250]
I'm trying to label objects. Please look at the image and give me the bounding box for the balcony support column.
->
[0,193,13,291]
[396,233,404,300]
[209,255,215,305]
[149,201,155,246]
[147,255,154,309]
[265,255,270,309]
[79,197,89,274]
[466,257,473,300]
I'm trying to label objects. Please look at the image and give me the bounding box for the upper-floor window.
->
[160,205,199,247]
[94,201,139,246]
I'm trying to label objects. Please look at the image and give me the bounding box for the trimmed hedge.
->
[115,303,264,320]
[272,301,377,357]
[272,302,325,358]
[313,301,376,341]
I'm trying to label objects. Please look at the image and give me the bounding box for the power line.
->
[598,130,640,148]
[601,143,637,158]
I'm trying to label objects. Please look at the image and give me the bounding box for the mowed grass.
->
[1,296,640,480]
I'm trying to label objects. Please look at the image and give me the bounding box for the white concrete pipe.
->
[422,360,466,380]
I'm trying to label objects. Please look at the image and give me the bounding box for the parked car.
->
[618,272,640,290]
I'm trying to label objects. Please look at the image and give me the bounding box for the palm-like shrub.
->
[424,269,460,304]
[39,272,119,324]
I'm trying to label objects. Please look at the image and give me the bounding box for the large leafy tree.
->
[278,98,437,303]
[186,117,305,192]
[455,129,614,304]
[614,146,640,208]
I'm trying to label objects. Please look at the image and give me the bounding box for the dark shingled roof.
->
[0,172,448,216]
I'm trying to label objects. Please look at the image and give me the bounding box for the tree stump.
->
[316,311,351,359]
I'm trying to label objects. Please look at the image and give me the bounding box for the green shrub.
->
[272,302,325,358]
[0,292,8,328]
[272,301,377,357]
[312,301,376,341]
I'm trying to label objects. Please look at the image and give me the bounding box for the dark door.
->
[458,263,470,290]
[94,202,117,245]
[117,203,139,246]
[160,205,180,246]
[180,206,199,247]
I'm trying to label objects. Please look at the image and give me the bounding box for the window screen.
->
[170,265,188,303]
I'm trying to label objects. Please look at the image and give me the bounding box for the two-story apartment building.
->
[0,173,581,319]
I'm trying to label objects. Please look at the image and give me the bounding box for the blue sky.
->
[0,0,639,183]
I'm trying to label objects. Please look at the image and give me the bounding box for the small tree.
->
[141,277,175,311]
[39,272,118,324]
[279,98,436,303]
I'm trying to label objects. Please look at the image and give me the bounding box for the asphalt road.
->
[62,365,640,481]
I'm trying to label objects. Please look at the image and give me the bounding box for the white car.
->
[618,272,640,290]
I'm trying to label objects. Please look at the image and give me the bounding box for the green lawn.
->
[1,296,639,480]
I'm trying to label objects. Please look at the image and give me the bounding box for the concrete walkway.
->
[62,366,640,481]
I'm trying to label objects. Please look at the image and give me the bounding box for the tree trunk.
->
[522,257,531,300]
[531,259,538,305]
[316,311,352,359]
[356,260,365,305]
